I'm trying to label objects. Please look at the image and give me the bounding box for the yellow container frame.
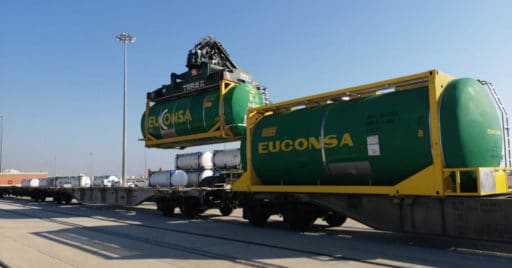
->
[144,80,241,148]
[233,70,510,196]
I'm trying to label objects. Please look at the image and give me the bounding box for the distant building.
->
[0,169,48,186]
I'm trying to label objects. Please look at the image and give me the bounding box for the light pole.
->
[0,115,3,173]
[116,32,136,186]
[54,156,57,177]
[144,148,147,178]
[89,152,93,178]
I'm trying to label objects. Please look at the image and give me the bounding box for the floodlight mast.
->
[116,32,135,186]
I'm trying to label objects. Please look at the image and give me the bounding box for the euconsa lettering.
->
[258,134,353,154]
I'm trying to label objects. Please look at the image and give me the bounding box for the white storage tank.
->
[76,175,91,187]
[213,149,241,169]
[30,179,40,187]
[21,178,40,188]
[39,177,55,188]
[176,151,213,170]
[149,170,172,187]
[170,170,189,187]
[55,177,71,188]
[92,175,120,187]
[21,179,31,187]
[56,176,91,188]
[186,170,214,187]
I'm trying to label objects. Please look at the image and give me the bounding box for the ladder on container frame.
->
[479,80,511,167]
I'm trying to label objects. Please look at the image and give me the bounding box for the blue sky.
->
[1,1,511,177]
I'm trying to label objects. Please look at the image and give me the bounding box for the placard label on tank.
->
[367,135,381,156]
[261,127,277,137]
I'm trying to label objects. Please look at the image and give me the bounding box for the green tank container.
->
[251,87,432,186]
[141,83,264,148]
[250,79,502,186]
[440,78,502,191]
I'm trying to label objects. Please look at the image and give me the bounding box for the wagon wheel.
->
[219,204,234,216]
[245,205,270,227]
[283,204,317,232]
[182,197,203,219]
[162,199,176,216]
[323,213,347,227]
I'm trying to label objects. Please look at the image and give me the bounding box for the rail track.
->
[0,198,405,267]
[66,201,512,259]
[1,197,511,267]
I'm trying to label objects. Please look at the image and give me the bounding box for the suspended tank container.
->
[141,37,267,149]
[142,83,265,149]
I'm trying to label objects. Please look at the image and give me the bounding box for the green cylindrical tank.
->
[141,83,264,148]
[250,79,502,186]
[440,78,502,191]
[251,87,432,186]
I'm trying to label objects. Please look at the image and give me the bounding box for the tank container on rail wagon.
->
[186,170,214,187]
[141,83,264,148]
[29,178,40,187]
[21,178,40,188]
[176,151,213,170]
[248,78,502,187]
[92,176,120,187]
[55,176,91,188]
[170,170,189,187]
[21,179,30,187]
[149,170,192,187]
[39,177,55,188]
[213,148,241,169]
[149,170,173,187]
